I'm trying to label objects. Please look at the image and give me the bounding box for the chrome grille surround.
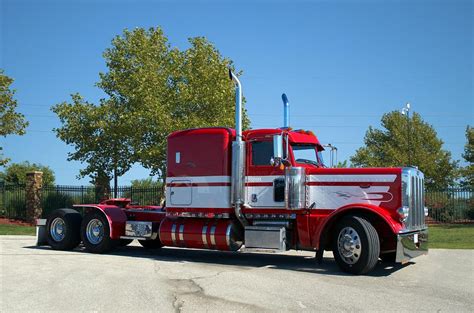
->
[401,167,426,232]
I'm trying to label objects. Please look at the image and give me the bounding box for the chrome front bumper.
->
[396,228,428,263]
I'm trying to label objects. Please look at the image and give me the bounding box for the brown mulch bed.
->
[0,218,34,226]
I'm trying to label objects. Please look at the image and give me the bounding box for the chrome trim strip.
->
[179,224,184,244]
[202,225,208,248]
[226,224,231,249]
[171,223,177,246]
[120,236,146,240]
[210,225,216,246]
[125,209,165,214]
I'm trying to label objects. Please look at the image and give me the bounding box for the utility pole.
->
[323,144,338,167]
[401,103,411,166]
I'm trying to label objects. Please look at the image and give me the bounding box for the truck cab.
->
[40,70,428,275]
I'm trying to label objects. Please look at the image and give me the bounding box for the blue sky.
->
[1,0,472,185]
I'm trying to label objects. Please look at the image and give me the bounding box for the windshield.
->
[292,144,324,167]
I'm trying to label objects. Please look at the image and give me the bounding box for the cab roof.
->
[243,128,324,150]
[168,127,324,150]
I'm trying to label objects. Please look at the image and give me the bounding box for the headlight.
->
[397,206,410,222]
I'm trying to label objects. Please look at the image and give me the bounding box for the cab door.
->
[246,139,286,208]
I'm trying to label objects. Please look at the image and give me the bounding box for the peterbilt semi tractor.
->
[39,70,428,274]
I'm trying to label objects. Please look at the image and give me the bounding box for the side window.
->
[251,141,273,166]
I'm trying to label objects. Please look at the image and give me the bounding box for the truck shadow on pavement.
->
[28,244,413,277]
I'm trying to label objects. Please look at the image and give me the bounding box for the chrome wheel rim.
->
[86,218,104,245]
[50,217,66,242]
[337,227,362,265]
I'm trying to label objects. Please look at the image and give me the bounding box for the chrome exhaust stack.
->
[229,69,243,142]
[229,69,248,227]
[282,93,290,128]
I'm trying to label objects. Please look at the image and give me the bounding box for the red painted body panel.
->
[243,128,323,149]
[74,202,165,239]
[167,127,235,177]
[305,167,402,212]
[74,204,128,239]
[124,210,166,223]
[307,204,403,249]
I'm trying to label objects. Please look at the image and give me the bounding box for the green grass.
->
[0,224,36,236]
[429,224,474,249]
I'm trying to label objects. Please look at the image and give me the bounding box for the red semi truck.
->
[38,70,428,274]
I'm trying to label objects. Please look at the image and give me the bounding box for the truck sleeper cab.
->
[40,126,428,275]
[39,69,427,275]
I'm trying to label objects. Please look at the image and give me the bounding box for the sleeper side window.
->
[251,141,273,166]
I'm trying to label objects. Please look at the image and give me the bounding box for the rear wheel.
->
[46,209,82,250]
[139,239,163,249]
[81,211,117,253]
[332,215,380,275]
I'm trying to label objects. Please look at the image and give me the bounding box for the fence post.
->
[26,171,43,223]
[0,181,4,214]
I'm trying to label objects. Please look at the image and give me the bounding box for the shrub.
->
[42,192,74,218]
[466,199,474,220]
[3,196,26,219]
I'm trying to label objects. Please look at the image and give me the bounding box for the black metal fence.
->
[1,183,472,223]
[0,183,163,219]
[0,183,27,220]
[425,188,473,224]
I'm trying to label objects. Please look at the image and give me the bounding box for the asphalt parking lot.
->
[1,236,473,312]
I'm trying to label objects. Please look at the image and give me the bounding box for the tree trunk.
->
[113,167,118,198]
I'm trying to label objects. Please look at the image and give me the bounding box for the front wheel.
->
[332,215,380,275]
[81,211,117,253]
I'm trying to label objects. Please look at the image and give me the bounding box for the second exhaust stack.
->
[282,93,290,128]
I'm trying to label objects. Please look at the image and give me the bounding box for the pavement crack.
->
[168,276,266,312]
[172,294,184,313]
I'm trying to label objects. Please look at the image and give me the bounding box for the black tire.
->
[380,252,396,263]
[119,239,133,247]
[81,211,118,253]
[332,215,380,275]
[138,239,163,249]
[46,209,82,250]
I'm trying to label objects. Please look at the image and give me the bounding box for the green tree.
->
[0,161,55,186]
[53,27,249,189]
[89,169,113,200]
[350,111,458,190]
[130,177,162,188]
[335,160,349,168]
[97,27,249,179]
[123,178,163,205]
[460,126,473,188]
[52,95,134,194]
[0,70,29,166]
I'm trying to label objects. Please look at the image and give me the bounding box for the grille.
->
[403,168,426,230]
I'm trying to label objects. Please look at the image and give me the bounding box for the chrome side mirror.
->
[273,134,283,159]
[271,134,284,167]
